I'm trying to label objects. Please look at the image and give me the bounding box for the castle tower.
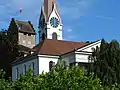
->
[38,0,62,42]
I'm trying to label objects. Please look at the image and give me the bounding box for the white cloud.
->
[67,28,73,32]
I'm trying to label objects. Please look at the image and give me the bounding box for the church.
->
[10,0,101,80]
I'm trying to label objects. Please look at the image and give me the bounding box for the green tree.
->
[0,60,120,89]
[89,39,120,86]
[11,60,104,90]
[0,29,20,78]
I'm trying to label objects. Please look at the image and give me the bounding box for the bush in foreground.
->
[0,61,120,90]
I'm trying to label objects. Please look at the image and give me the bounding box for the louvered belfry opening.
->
[52,32,57,40]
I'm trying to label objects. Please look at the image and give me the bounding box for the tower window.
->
[28,34,31,36]
[52,32,57,40]
[24,33,27,35]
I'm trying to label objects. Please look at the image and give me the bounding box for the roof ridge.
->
[46,39,86,44]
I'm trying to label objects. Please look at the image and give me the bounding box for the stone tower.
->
[38,0,62,42]
[8,18,36,49]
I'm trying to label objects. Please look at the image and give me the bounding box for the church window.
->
[52,32,57,40]
[16,68,19,79]
[49,61,54,71]
[32,62,35,75]
[24,64,26,74]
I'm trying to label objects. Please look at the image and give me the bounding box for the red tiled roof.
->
[32,39,88,55]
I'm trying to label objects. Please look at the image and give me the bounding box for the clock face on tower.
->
[50,17,59,28]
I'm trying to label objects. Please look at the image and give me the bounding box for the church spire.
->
[43,0,57,22]
[39,0,62,42]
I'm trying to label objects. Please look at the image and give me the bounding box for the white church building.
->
[11,0,101,80]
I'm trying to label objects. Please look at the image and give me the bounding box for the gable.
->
[77,40,101,52]
[48,3,62,25]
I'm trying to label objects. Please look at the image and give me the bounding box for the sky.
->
[0,0,120,43]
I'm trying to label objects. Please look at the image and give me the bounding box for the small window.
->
[32,62,35,75]
[49,61,54,71]
[28,34,31,36]
[52,32,57,40]
[16,68,19,79]
[91,47,95,52]
[24,65,26,74]
[24,33,27,35]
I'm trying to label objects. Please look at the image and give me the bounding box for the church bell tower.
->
[38,0,62,42]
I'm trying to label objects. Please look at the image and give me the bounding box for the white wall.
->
[12,57,38,81]
[61,53,75,65]
[75,40,101,63]
[75,53,91,63]
[61,52,92,64]
[61,41,101,64]
[38,55,59,74]
[12,40,102,80]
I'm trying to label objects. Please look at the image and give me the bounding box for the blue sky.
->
[0,0,120,43]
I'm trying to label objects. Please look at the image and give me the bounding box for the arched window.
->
[32,62,35,75]
[49,61,54,71]
[42,33,45,40]
[24,64,26,74]
[52,32,57,40]
[16,68,19,79]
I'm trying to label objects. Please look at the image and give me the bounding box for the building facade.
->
[11,0,101,80]
[8,18,36,49]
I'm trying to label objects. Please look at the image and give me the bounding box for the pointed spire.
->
[42,0,57,22]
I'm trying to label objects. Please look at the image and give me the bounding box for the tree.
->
[89,39,120,86]
[0,30,19,78]
[0,60,120,89]
[11,60,104,90]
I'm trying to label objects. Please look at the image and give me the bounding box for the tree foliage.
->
[0,59,120,89]
[89,39,120,86]
[0,30,19,77]
[0,61,105,90]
